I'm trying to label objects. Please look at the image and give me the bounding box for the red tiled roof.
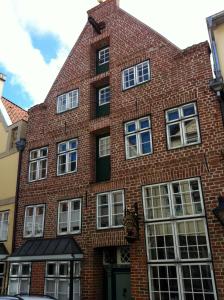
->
[1,97,28,123]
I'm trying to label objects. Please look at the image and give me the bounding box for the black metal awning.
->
[8,237,83,262]
[0,243,8,259]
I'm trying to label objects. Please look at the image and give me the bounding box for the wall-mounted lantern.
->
[213,194,224,226]
[123,203,139,243]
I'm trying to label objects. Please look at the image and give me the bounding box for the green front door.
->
[112,268,131,300]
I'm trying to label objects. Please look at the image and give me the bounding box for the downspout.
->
[12,138,26,252]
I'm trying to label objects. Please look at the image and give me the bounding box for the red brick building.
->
[8,0,224,299]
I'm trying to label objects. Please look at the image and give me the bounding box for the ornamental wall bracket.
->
[88,16,106,34]
[123,203,140,243]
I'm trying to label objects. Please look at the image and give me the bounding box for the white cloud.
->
[0,0,223,107]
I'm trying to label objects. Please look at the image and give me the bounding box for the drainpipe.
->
[12,138,26,252]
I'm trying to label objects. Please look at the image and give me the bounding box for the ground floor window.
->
[45,261,80,300]
[8,263,31,295]
[149,263,216,300]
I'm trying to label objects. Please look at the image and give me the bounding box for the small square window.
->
[122,60,150,90]
[99,136,110,157]
[166,103,200,149]
[57,89,79,113]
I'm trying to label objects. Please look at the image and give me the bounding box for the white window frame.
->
[57,89,79,113]
[57,199,81,235]
[45,261,81,300]
[28,147,48,182]
[8,263,31,295]
[57,139,78,176]
[143,177,217,300]
[23,204,45,238]
[98,86,110,106]
[166,102,201,149]
[98,47,109,66]
[143,178,205,222]
[0,211,9,241]
[125,116,152,159]
[97,190,125,229]
[99,136,110,157]
[122,60,150,90]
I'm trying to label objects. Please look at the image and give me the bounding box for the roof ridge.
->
[2,96,27,113]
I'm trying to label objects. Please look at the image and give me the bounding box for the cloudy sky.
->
[0,0,223,109]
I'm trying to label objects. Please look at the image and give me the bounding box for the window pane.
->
[98,47,109,65]
[125,122,136,133]
[11,264,19,276]
[21,264,30,276]
[45,279,56,298]
[139,118,150,129]
[58,94,67,113]
[68,151,77,172]
[30,150,38,160]
[99,86,110,105]
[59,143,67,153]
[71,200,81,232]
[140,131,151,154]
[69,140,77,150]
[182,264,215,299]
[184,119,199,144]
[20,278,30,294]
[73,279,80,300]
[98,195,109,228]
[58,280,69,300]
[39,159,47,179]
[47,263,56,276]
[123,68,135,89]
[59,202,69,234]
[111,192,124,227]
[59,263,69,276]
[177,220,208,260]
[182,104,196,117]
[69,90,78,109]
[99,136,110,157]
[8,278,19,295]
[126,135,137,158]
[40,148,48,157]
[29,161,38,181]
[147,223,175,260]
[58,154,67,174]
[167,109,179,122]
[168,123,182,148]
[137,61,149,83]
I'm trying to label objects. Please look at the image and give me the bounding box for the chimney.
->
[0,73,6,99]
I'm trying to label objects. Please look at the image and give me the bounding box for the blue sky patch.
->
[0,65,32,110]
[29,30,61,63]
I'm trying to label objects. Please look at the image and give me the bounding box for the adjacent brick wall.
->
[15,0,224,299]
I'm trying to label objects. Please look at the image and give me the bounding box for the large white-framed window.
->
[0,211,9,241]
[98,47,109,66]
[57,89,79,113]
[98,86,110,106]
[166,102,200,149]
[143,178,217,300]
[122,60,150,90]
[29,147,48,182]
[99,136,110,157]
[57,139,78,175]
[23,205,45,238]
[125,116,152,159]
[97,190,125,229]
[58,199,81,235]
[8,263,31,295]
[45,261,81,300]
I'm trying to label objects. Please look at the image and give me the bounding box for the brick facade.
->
[12,0,224,299]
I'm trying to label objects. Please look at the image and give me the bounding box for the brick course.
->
[14,0,224,299]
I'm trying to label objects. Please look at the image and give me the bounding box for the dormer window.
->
[57,89,79,113]
[96,47,109,74]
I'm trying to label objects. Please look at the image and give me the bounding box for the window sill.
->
[122,79,150,92]
[167,141,201,151]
